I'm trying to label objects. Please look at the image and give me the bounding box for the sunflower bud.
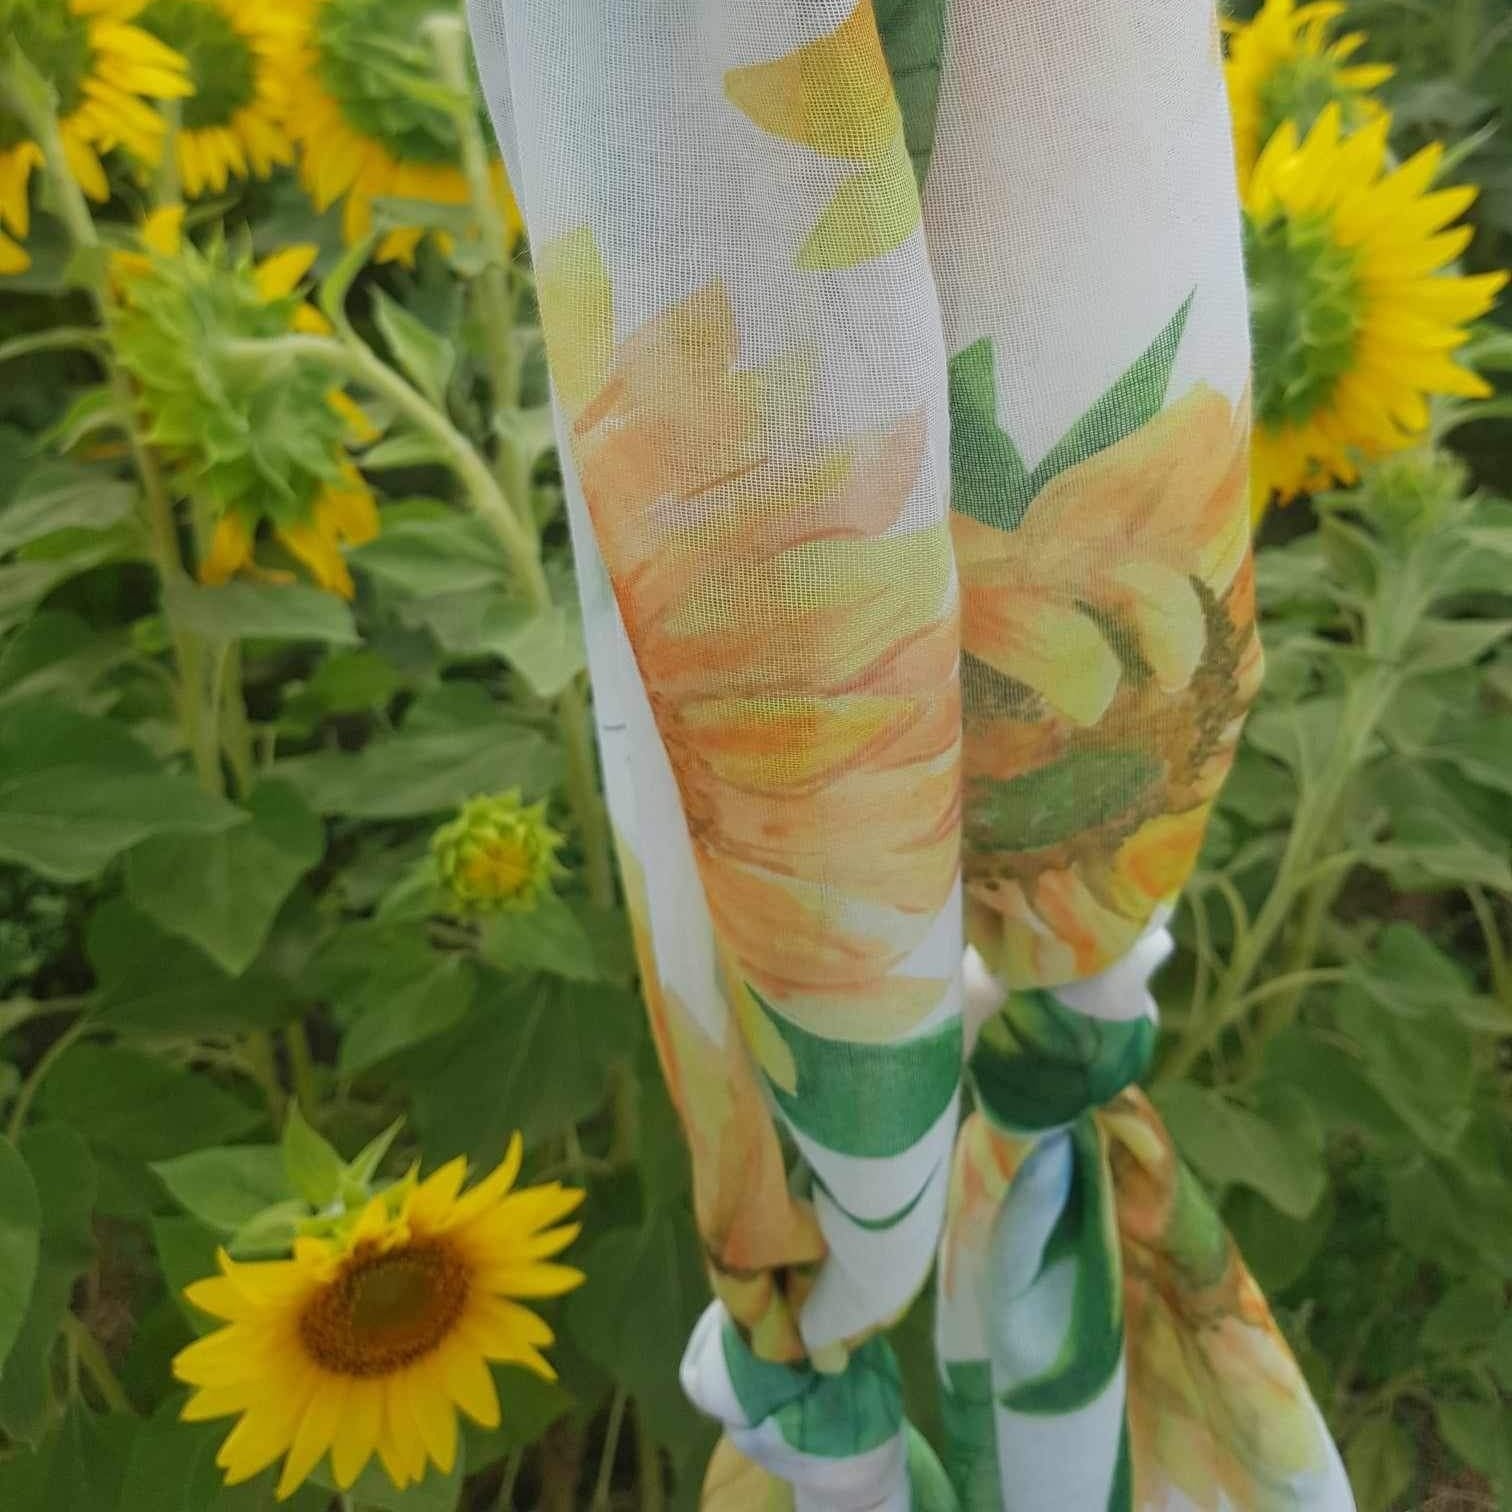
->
[431,792,565,913]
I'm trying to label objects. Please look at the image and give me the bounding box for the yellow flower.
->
[111,207,381,599]
[1224,0,1392,190]
[1246,105,1508,515]
[431,791,565,913]
[270,0,522,264]
[0,0,191,273]
[174,1138,584,1500]
[136,0,295,197]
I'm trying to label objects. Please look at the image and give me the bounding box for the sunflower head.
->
[432,792,566,914]
[136,0,295,196]
[1225,0,1393,188]
[0,0,191,271]
[275,0,521,262]
[1245,106,1508,517]
[174,1137,584,1499]
[110,209,379,596]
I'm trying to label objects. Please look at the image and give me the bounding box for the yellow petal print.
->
[724,1,921,269]
[549,228,960,1014]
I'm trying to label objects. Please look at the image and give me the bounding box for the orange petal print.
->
[547,231,960,1020]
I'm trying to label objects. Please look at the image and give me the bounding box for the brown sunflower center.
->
[299,1239,469,1375]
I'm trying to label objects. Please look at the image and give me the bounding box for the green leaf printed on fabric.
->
[999,1122,1124,1414]
[721,1319,904,1457]
[970,990,1157,1133]
[811,1160,940,1232]
[966,748,1162,854]
[751,988,960,1159]
[950,294,1194,534]
[798,133,922,270]
[1106,1414,1134,1512]
[939,1361,1003,1511]
[876,0,947,187]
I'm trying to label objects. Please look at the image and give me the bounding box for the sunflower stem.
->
[635,1405,664,1512]
[243,1029,287,1130]
[61,1314,134,1415]
[156,98,182,208]
[1,44,220,794]
[284,1020,319,1116]
[591,1389,629,1512]
[424,15,533,537]
[6,1014,98,1144]
[494,1449,525,1511]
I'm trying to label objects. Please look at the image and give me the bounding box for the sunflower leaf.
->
[281,1103,345,1209]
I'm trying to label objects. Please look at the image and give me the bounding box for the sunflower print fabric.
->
[466,0,1353,1507]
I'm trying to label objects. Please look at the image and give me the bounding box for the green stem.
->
[0,46,218,793]
[61,1314,133,1415]
[7,1016,97,1144]
[635,1405,664,1512]
[559,680,615,907]
[284,1020,319,1116]
[218,643,256,797]
[591,1390,629,1512]
[243,1030,286,1130]
[156,99,182,208]
[494,1449,525,1512]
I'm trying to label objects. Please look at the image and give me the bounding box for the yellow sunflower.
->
[174,1137,584,1500]
[0,0,191,272]
[1224,0,1393,189]
[1245,106,1507,515]
[111,207,382,598]
[271,0,521,264]
[136,0,295,197]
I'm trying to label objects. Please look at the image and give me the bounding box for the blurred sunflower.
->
[0,0,191,272]
[136,0,295,197]
[1246,105,1507,516]
[174,1138,584,1499]
[1224,0,1393,189]
[111,207,382,597]
[272,0,521,264]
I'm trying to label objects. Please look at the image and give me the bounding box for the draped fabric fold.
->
[464,0,1355,1506]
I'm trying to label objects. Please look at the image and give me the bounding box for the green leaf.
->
[373,290,456,410]
[755,988,960,1160]
[0,460,135,556]
[351,511,504,597]
[0,525,138,633]
[305,649,404,713]
[485,602,587,698]
[0,1134,41,1369]
[281,1103,344,1208]
[566,1209,708,1447]
[16,1404,137,1512]
[1222,1185,1334,1295]
[0,611,127,710]
[1434,1398,1512,1481]
[1154,1083,1325,1219]
[478,895,601,982]
[150,1146,289,1235]
[125,782,325,975]
[399,978,641,1162]
[0,699,240,882]
[163,579,359,646]
[949,297,1190,535]
[0,1127,96,1443]
[37,1044,259,1163]
[1344,1414,1414,1512]
[88,899,295,1035]
[966,749,1161,854]
[276,687,560,819]
[877,0,945,185]
[1401,617,1512,676]
[1420,1279,1503,1356]
[338,951,477,1077]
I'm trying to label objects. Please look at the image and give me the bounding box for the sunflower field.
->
[0,0,1508,1509]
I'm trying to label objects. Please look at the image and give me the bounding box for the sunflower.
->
[1245,105,1508,514]
[0,0,191,273]
[136,0,295,197]
[174,1138,584,1499]
[271,0,521,264]
[1223,0,1392,189]
[111,207,382,598]
[431,791,566,914]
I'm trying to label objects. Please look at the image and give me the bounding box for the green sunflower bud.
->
[431,792,566,913]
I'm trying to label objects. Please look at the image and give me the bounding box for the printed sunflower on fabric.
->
[0,0,191,273]
[110,207,382,598]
